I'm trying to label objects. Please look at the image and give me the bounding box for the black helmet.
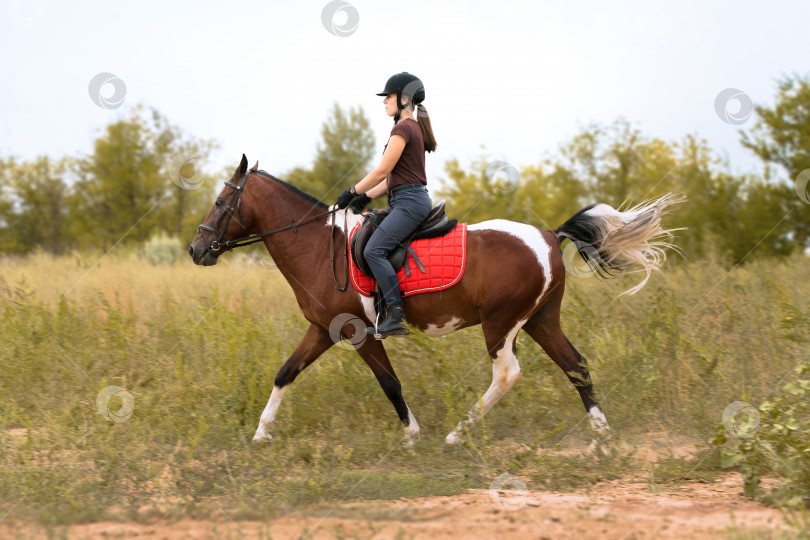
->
[377,72,425,123]
[377,72,425,103]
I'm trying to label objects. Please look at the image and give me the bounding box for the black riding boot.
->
[367,306,408,338]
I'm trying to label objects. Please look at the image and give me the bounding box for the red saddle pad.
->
[349,222,468,298]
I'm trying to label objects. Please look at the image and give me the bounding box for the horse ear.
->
[237,154,248,177]
[251,160,259,172]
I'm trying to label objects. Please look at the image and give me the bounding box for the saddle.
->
[350,201,458,278]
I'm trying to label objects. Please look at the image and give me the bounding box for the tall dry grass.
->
[0,249,807,525]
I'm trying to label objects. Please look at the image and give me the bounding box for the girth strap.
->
[402,246,425,278]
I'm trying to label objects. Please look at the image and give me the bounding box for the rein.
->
[196,170,349,291]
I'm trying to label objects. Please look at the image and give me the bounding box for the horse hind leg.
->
[522,310,610,435]
[355,336,421,447]
[445,316,525,445]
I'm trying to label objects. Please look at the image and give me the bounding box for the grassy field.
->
[0,249,808,530]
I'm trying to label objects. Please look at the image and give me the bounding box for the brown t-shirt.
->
[385,118,426,190]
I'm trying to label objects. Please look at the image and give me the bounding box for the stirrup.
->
[373,311,383,340]
[367,308,408,339]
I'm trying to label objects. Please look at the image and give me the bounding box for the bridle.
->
[196,170,250,253]
[196,169,349,290]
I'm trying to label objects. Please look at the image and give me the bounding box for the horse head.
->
[188,154,258,266]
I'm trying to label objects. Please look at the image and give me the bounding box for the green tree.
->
[151,118,218,239]
[742,74,810,178]
[70,106,217,249]
[435,121,685,230]
[664,135,729,260]
[435,156,504,225]
[71,113,164,248]
[435,119,804,265]
[521,163,588,229]
[555,118,681,207]
[283,103,376,201]
[741,73,810,252]
[0,157,70,254]
[0,158,17,252]
[435,155,579,228]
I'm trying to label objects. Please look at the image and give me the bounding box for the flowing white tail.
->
[555,193,686,295]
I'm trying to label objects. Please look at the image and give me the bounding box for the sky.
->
[1,0,809,190]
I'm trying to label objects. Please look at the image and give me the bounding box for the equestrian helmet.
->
[376,72,425,106]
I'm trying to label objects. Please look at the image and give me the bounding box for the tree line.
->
[1,78,808,266]
[0,106,216,254]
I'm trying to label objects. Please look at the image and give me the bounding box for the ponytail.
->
[415,103,437,153]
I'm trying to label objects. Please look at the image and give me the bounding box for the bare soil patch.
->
[0,473,787,539]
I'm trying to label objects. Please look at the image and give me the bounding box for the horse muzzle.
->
[188,241,219,266]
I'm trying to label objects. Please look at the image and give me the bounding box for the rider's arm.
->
[365,179,388,200]
[353,134,406,194]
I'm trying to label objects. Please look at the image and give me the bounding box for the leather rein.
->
[196,169,349,291]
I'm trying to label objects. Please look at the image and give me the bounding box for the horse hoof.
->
[403,432,420,446]
[251,433,273,444]
[444,431,462,446]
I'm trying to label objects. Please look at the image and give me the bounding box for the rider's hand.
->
[336,187,356,209]
[348,193,372,214]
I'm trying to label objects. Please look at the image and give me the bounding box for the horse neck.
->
[248,175,334,275]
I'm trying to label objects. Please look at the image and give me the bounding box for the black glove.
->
[348,193,372,214]
[336,188,356,209]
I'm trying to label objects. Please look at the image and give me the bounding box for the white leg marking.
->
[468,220,553,303]
[588,406,610,434]
[358,294,376,323]
[446,321,525,445]
[403,407,420,447]
[253,385,288,442]
[424,316,464,337]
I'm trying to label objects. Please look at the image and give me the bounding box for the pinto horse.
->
[188,155,683,447]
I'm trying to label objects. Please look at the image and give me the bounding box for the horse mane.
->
[251,170,329,210]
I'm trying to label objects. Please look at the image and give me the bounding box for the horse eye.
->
[215,199,223,207]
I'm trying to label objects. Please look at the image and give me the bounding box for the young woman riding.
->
[335,72,438,338]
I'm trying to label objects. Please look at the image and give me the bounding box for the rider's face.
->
[383,93,413,117]
[383,93,398,117]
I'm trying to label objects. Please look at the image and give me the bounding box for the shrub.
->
[714,357,810,506]
[139,233,185,265]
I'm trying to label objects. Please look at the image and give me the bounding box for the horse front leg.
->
[252,323,334,443]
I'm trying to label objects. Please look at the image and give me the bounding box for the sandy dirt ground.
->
[0,473,788,539]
